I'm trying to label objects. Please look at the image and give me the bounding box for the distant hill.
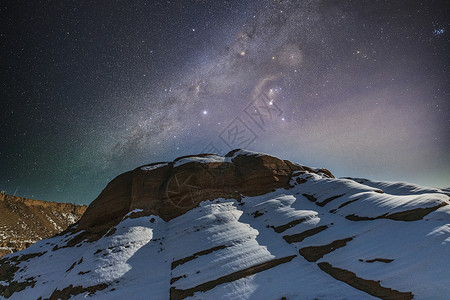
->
[0,193,87,257]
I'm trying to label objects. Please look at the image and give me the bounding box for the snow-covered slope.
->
[0,150,449,299]
[344,177,450,196]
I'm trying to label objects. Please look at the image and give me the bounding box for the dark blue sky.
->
[1,0,449,204]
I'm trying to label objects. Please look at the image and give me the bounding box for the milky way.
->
[1,0,449,204]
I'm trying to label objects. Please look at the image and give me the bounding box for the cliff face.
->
[76,149,332,241]
[0,193,87,257]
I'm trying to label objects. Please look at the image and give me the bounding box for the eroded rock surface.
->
[77,150,329,240]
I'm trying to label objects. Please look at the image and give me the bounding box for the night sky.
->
[1,0,449,205]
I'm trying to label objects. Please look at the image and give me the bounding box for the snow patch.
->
[140,163,168,171]
[174,155,225,167]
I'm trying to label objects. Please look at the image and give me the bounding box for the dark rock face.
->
[75,171,134,240]
[77,150,332,240]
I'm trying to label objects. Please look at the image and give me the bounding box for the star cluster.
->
[1,0,448,204]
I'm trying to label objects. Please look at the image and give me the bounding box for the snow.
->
[61,212,77,224]
[46,216,62,231]
[138,150,288,172]
[334,192,447,218]
[345,177,448,196]
[124,208,143,217]
[226,149,267,157]
[173,155,226,167]
[173,150,272,167]
[140,163,168,171]
[2,171,449,299]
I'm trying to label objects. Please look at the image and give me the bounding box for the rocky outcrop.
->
[76,150,332,241]
[0,194,87,257]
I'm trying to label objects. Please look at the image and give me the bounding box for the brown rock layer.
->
[317,262,413,299]
[77,150,333,241]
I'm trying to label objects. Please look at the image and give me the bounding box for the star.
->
[433,28,444,36]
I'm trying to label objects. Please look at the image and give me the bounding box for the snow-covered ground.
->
[1,170,449,299]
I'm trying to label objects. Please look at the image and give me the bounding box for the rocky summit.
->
[76,149,332,242]
[0,150,449,299]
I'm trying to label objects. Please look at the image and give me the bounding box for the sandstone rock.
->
[77,150,332,240]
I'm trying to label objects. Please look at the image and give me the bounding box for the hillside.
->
[0,150,449,299]
[0,193,87,258]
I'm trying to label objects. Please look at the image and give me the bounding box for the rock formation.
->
[76,149,333,242]
[0,193,87,257]
[1,149,449,300]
